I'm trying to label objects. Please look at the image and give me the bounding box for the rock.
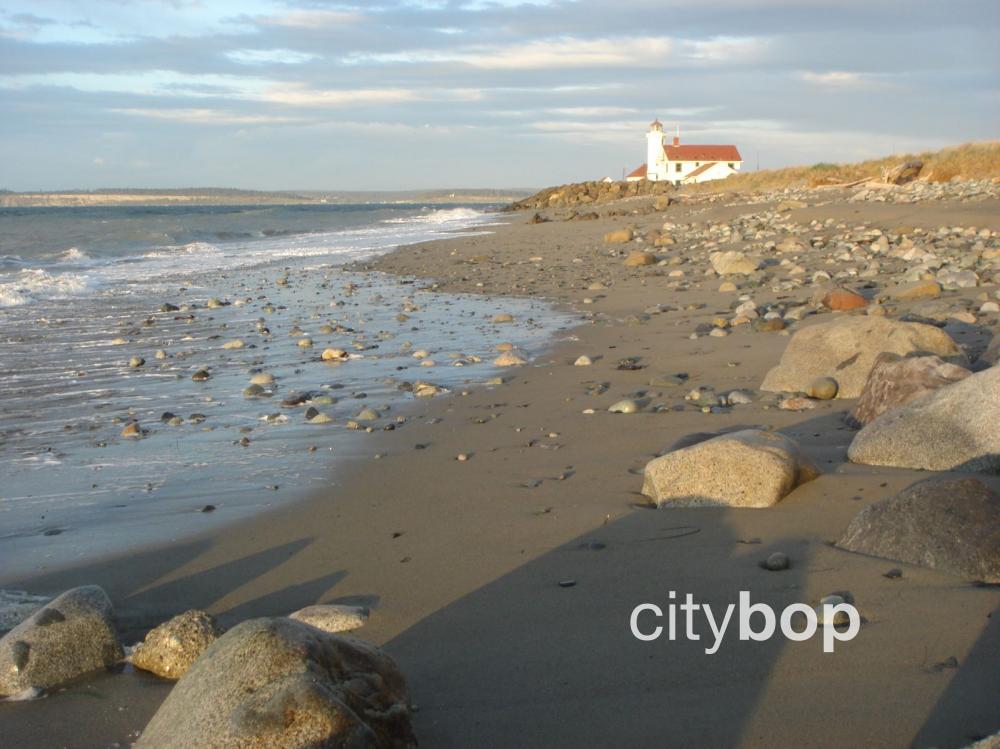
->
[718,281,737,293]
[837,477,1000,582]
[710,250,759,276]
[121,421,142,438]
[624,250,657,267]
[492,313,514,323]
[816,595,851,626]
[307,412,332,424]
[494,350,527,367]
[0,586,123,696]
[849,353,971,426]
[412,382,442,397]
[321,348,348,361]
[937,269,979,290]
[887,280,942,301]
[778,396,816,411]
[191,369,210,382]
[807,377,839,400]
[136,618,415,748]
[222,340,244,350]
[761,316,964,399]
[356,408,379,421]
[288,605,369,633]
[848,365,1000,472]
[154,349,167,360]
[754,317,785,332]
[297,338,313,349]
[608,399,639,414]
[776,200,807,211]
[726,390,754,406]
[763,552,790,571]
[641,429,818,508]
[822,289,867,311]
[603,228,634,244]
[574,355,593,366]
[243,384,267,398]
[129,356,145,368]
[131,610,223,680]
[0,591,50,635]
[249,373,274,386]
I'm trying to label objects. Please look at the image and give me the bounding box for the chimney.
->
[673,123,680,146]
[672,136,679,146]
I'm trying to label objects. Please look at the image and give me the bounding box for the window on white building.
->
[675,163,682,172]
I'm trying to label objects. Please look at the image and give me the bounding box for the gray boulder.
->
[837,478,1000,582]
[137,617,415,748]
[642,429,819,508]
[131,609,223,680]
[848,365,1000,472]
[0,585,123,696]
[848,353,971,426]
[761,316,965,399]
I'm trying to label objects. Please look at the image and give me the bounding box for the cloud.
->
[259,83,484,107]
[261,9,363,28]
[111,107,306,125]
[799,70,889,90]
[226,49,320,65]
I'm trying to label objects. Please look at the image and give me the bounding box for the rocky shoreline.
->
[1,178,999,747]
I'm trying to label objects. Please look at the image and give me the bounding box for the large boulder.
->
[760,316,965,399]
[710,250,759,276]
[137,617,415,748]
[848,353,972,426]
[837,478,1000,582]
[131,610,223,680]
[641,429,819,508]
[0,585,123,696]
[848,365,1000,472]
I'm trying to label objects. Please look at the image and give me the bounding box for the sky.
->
[1,0,998,191]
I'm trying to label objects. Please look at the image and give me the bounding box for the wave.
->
[0,269,94,308]
[385,207,484,225]
[59,247,91,263]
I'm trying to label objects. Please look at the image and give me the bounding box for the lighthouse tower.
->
[645,119,666,181]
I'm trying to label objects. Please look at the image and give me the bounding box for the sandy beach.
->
[0,181,998,747]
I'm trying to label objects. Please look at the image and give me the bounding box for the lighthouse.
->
[645,119,666,181]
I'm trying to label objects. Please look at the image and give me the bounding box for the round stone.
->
[191,369,210,382]
[129,356,145,368]
[763,552,790,571]
[807,376,839,400]
[608,399,639,414]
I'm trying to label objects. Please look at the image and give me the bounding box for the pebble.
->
[492,313,514,323]
[121,422,141,438]
[249,373,274,385]
[608,399,639,414]
[807,377,839,400]
[763,552,790,571]
[779,396,816,411]
[321,348,348,361]
[297,338,313,348]
[129,356,145,368]
[191,369,210,382]
[243,384,267,398]
[222,340,244,350]
[574,355,593,366]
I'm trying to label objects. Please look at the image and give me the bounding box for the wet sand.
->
[1,188,999,747]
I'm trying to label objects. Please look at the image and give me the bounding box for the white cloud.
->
[343,34,766,70]
[112,108,306,125]
[799,71,888,90]
[261,9,362,28]
[226,49,320,65]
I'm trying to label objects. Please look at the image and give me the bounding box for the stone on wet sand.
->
[848,365,1000,472]
[710,250,760,276]
[492,313,514,323]
[760,316,964,399]
[608,399,639,414]
[129,356,145,368]
[136,617,415,748]
[837,478,1000,582]
[243,384,267,398]
[641,429,818,508]
[574,355,592,366]
[849,353,971,426]
[763,552,790,571]
[121,421,142,438]
[0,586,123,697]
[322,348,348,361]
[192,369,211,382]
[494,350,528,367]
[288,604,369,634]
[249,373,274,385]
[131,610,223,680]
[222,339,244,350]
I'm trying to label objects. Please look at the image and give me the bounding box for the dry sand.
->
[1,189,998,747]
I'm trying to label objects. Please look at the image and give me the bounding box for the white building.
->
[626,120,742,185]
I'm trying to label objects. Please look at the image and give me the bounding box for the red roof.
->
[625,163,647,179]
[664,144,742,162]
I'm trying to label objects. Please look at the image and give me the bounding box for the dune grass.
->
[681,141,1000,194]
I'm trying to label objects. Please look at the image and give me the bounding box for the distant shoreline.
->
[0,188,534,208]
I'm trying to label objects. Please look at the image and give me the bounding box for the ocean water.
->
[0,204,571,576]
